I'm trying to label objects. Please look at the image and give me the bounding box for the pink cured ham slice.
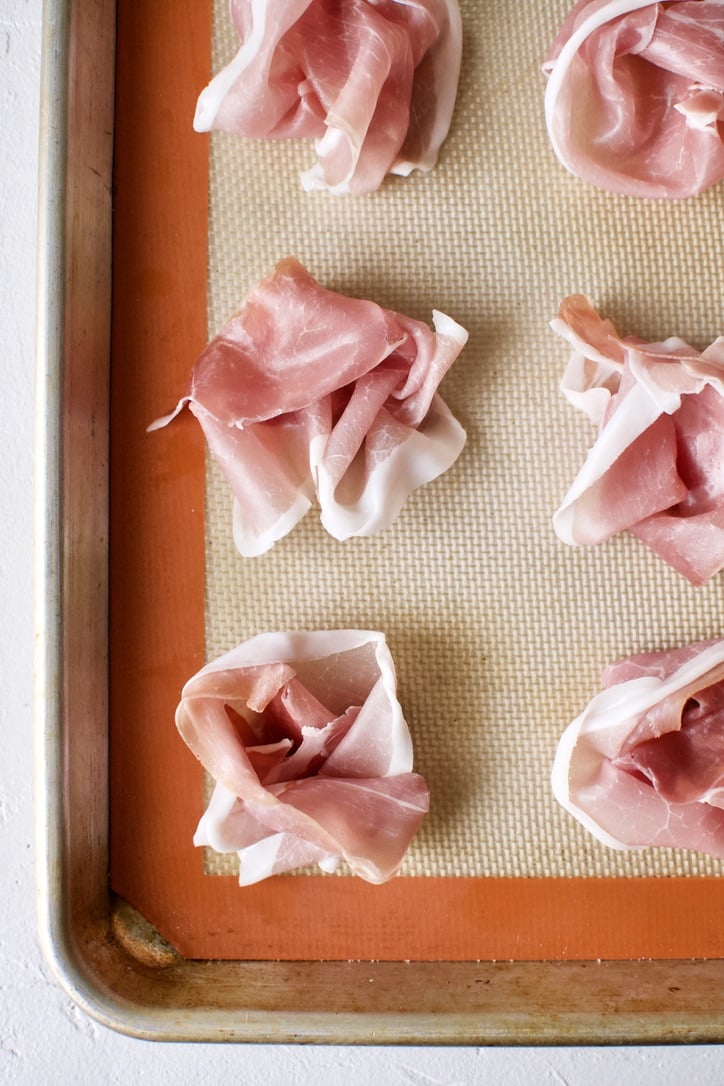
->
[543,1,724,198]
[174,630,430,884]
[193,0,463,194]
[551,640,724,858]
[150,257,468,556]
[551,295,724,585]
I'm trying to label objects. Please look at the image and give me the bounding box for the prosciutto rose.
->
[551,295,724,585]
[194,0,463,194]
[543,0,724,198]
[175,630,430,885]
[150,257,467,556]
[552,639,724,858]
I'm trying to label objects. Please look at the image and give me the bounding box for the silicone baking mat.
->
[109,0,724,960]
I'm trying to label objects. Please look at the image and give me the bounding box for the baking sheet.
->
[109,0,724,961]
[204,0,724,884]
[36,0,724,1044]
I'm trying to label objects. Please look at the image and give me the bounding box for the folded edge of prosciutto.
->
[543,0,724,198]
[149,257,468,556]
[174,629,430,884]
[551,295,724,585]
[551,639,724,859]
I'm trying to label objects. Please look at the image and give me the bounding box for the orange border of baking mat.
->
[109,0,724,962]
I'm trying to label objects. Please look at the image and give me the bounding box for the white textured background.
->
[3,0,724,1080]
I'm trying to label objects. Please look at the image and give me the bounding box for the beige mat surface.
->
[201,0,724,879]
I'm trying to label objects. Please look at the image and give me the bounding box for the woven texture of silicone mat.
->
[198,0,724,882]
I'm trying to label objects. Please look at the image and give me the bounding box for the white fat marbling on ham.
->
[193,0,462,194]
[551,295,724,585]
[551,640,724,857]
[150,258,467,555]
[175,630,430,884]
[543,0,724,198]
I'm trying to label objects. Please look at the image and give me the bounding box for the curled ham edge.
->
[551,640,724,857]
[175,630,430,885]
[192,0,463,194]
[550,296,724,581]
[542,0,724,198]
[543,0,658,160]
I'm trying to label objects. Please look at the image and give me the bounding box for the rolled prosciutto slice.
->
[551,295,724,585]
[193,0,463,194]
[543,0,724,198]
[150,257,467,556]
[552,640,724,858]
[174,630,430,884]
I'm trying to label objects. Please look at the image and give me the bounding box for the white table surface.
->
[3,2,723,1081]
